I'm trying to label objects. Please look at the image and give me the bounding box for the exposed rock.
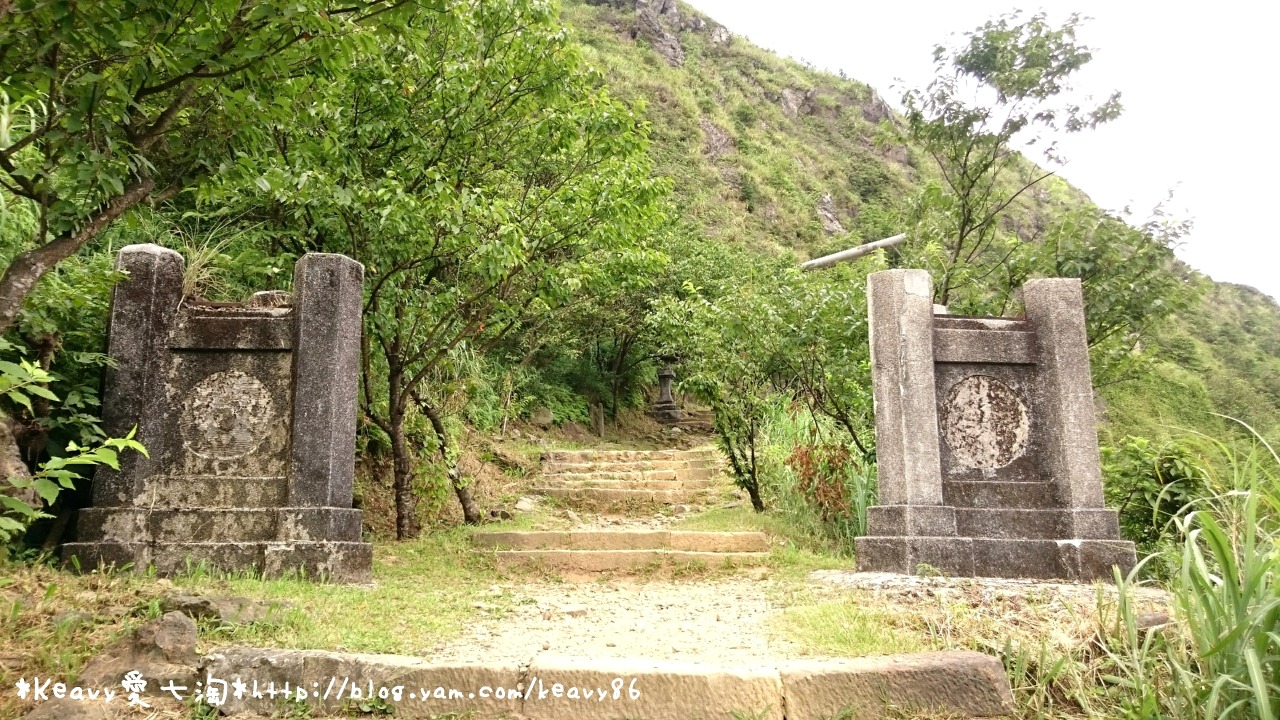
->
[561,421,586,439]
[22,699,109,720]
[699,117,734,159]
[862,90,894,124]
[817,192,846,234]
[683,12,731,44]
[634,0,683,66]
[565,509,584,525]
[515,496,538,513]
[161,594,292,626]
[531,407,554,427]
[780,89,802,119]
[781,88,820,120]
[52,610,94,629]
[77,611,198,693]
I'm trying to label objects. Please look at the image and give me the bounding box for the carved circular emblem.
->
[181,370,276,460]
[941,375,1029,469]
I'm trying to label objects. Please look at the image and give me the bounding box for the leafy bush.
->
[1103,436,1206,557]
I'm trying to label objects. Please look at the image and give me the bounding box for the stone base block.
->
[955,508,1122,540]
[647,403,685,424]
[62,540,373,583]
[866,505,957,536]
[856,535,1135,582]
[854,536,975,576]
[77,506,364,544]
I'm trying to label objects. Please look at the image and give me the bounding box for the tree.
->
[899,10,1122,307]
[208,0,666,538]
[0,0,405,334]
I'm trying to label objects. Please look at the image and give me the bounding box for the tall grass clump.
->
[1102,425,1279,720]
[757,400,877,554]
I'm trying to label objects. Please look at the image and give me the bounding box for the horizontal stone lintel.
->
[933,327,1037,365]
[169,314,294,350]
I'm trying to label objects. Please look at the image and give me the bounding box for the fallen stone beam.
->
[800,233,907,270]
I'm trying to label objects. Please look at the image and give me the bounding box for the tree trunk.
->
[0,179,154,336]
[389,408,417,540]
[0,414,38,508]
[418,397,482,525]
[747,425,764,512]
[386,364,418,540]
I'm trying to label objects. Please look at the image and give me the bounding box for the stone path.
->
[430,575,805,665]
[473,446,768,572]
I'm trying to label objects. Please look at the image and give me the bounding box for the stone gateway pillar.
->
[63,245,372,582]
[855,270,1135,581]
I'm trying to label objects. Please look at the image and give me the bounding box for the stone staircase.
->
[473,447,769,573]
[535,448,729,509]
[475,530,768,571]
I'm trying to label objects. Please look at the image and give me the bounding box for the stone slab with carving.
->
[855,269,1135,581]
[62,245,371,582]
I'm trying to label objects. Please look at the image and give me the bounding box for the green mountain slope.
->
[563,0,1280,442]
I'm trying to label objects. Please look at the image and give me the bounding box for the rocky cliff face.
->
[586,0,731,67]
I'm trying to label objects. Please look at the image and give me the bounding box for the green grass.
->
[169,529,506,654]
[774,599,933,657]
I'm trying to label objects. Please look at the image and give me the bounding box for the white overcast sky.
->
[686,0,1280,302]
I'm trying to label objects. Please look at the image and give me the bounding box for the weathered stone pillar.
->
[289,253,364,508]
[657,367,676,405]
[92,244,184,507]
[864,270,955,540]
[1021,279,1117,543]
[648,363,684,424]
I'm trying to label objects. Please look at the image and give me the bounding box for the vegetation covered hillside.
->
[562,0,1280,444]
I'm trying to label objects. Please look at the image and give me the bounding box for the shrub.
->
[1103,435,1206,556]
[1102,430,1279,720]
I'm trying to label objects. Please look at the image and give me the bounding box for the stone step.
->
[542,459,719,473]
[473,530,768,552]
[545,468,720,483]
[204,648,1014,720]
[955,508,1121,540]
[530,487,721,506]
[537,477,723,491]
[492,549,770,572]
[61,540,373,582]
[77,507,363,543]
[541,449,719,464]
[132,475,288,509]
[943,480,1060,509]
